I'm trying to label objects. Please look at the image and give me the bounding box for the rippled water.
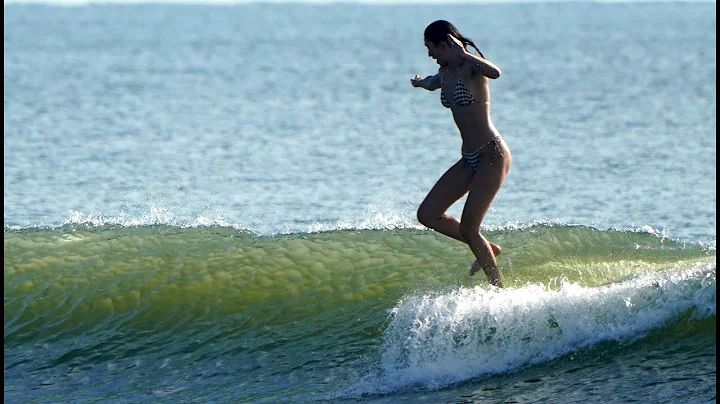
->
[4,2,716,241]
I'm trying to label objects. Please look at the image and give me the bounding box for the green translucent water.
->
[5,224,715,402]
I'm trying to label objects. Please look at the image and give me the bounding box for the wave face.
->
[4,224,716,402]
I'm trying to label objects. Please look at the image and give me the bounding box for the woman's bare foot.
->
[469,259,503,287]
[469,259,483,276]
[469,243,501,276]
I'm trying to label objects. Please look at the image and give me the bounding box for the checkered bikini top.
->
[440,73,488,108]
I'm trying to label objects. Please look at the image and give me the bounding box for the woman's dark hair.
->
[424,20,485,58]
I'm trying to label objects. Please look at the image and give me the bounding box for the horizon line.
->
[4,0,717,5]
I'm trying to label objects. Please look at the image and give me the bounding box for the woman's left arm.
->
[447,34,501,79]
[461,53,501,79]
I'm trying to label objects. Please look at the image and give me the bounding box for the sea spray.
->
[356,261,716,395]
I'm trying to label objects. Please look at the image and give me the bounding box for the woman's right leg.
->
[416,160,503,256]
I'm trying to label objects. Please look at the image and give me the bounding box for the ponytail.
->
[425,20,486,59]
[462,38,485,59]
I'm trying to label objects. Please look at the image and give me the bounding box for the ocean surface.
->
[4,1,716,403]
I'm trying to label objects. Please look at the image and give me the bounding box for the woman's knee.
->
[416,208,431,227]
[416,205,438,228]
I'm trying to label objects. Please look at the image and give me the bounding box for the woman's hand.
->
[411,74,441,91]
[410,74,425,88]
[447,34,467,57]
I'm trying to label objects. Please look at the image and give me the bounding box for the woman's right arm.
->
[411,74,442,91]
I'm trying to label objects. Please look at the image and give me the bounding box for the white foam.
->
[63,208,235,229]
[347,261,716,396]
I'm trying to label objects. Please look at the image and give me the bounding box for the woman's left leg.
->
[459,163,508,287]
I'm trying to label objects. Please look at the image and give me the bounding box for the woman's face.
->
[425,39,449,66]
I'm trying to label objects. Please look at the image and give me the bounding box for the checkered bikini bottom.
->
[461,137,504,171]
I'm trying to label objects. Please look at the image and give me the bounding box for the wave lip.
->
[357,261,716,395]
